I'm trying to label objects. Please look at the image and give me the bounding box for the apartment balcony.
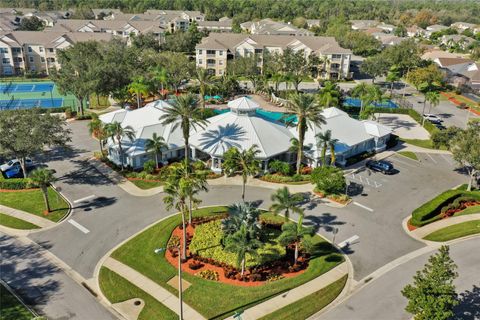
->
[206,63,216,68]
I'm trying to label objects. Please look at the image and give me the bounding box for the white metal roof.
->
[227,96,259,112]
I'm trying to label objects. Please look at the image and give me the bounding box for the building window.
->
[332,54,342,59]
[39,47,44,52]
[29,57,34,62]
[48,48,54,53]
[15,57,22,62]
[198,49,202,54]
[207,59,215,65]
[2,58,10,64]
[219,50,223,56]
[28,47,32,53]
[219,60,223,66]
[255,49,263,54]
[198,59,202,64]
[41,57,45,63]
[0,48,7,53]
[206,50,216,55]
[12,48,21,53]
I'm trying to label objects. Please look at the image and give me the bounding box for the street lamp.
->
[154,246,183,320]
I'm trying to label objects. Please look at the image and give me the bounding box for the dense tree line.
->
[2,0,480,25]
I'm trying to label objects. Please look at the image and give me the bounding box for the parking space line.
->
[425,153,437,163]
[353,202,374,212]
[390,157,417,168]
[68,219,90,234]
[73,195,95,203]
[440,154,454,165]
[338,235,360,248]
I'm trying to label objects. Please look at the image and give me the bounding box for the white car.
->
[0,158,34,172]
[423,114,443,124]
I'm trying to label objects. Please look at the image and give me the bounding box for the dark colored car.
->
[434,123,447,130]
[3,166,23,178]
[366,160,395,174]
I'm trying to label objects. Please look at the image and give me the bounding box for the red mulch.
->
[407,218,417,231]
[441,92,480,116]
[408,202,480,231]
[0,188,39,192]
[165,224,306,287]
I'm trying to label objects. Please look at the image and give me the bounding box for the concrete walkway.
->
[400,144,453,154]
[236,262,348,320]
[103,257,206,320]
[409,213,480,241]
[0,204,54,228]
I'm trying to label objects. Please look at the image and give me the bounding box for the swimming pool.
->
[214,108,297,123]
[344,97,398,108]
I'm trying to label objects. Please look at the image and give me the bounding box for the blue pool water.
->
[0,82,55,94]
[344,97,398,108]
[214,108,297,123]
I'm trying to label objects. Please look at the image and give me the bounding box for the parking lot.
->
[305,150,467,280]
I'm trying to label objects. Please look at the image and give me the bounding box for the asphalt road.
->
[0,233,117,320]
[317,237,480,320]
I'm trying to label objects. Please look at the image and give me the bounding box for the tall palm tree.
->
[318,81,340,108]
[195,68,213,109]
[269,187,305,221]
[105,122,136,171]
[88,118,106,154]
[145,133,168,169]
[223,145,261,202]
[224,225,262,277]
[149,66,168,99]
[425,91,440,114]
[270,73,284,94]
[159,93,208,170]
[315,129,332,166]
[278,215,314,265]
[29,168,57,213]
[284,93,325,174]
[328,136,339,166]
[163,174,189,261]
[351,82,371,112]
[386,67,400,98]
[128,76,150,109]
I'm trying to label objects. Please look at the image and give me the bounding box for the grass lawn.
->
[397,151,418,160]
[111,206,344,319]
[0,187,69,222]
[0,283,34,320]
[400,138,435,149]
[129,179,164,190]
[99,267,178,320]
[456,205,480,216]
[259,275,347,320]
[0,213,39,230]
[424,220,480,242]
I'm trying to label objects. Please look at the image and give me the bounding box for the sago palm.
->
[278,215,314,265]
[145,133,168,169]
[29,168,57,213]
[224,225,262,276]
[269,187,305,221]
[105,122,136,171]
[284,93,325,174]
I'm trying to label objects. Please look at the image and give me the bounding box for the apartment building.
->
[195,34,352,79]
[240,19,313,36]
[0,31,113,76]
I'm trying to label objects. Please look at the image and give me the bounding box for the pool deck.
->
[206,94,287,112]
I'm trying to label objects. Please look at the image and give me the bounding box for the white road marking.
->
[353,201,374,212]
[425,153,437,163]
[374,181,382,188]
[68,219,90,234]
[73,195,95,203]
[390,157,417,168]
[441,154,453,165]
[338,235,360,248]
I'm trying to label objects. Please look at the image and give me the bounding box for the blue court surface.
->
[0,98,64,109]
[344,97,398,108]
[0,82,55,94]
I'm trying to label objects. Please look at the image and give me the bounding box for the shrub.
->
[75,114,93,120]
[167,235,180,249]
[260,174,310,184]
[143,160,156,174]
[189,261,204,270]
[311,166,346,195]
[196,269,219,281]
[0,178,34,190]
[266,273,284,282]
[192,161,207,171]
[431,127,461,149]
[269,160,292,176]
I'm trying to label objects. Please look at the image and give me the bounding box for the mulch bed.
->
[165,222,307,287]
[440,92,480,116]
[408,202,480,231]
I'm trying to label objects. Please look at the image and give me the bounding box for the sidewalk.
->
[103,257,206,320]
[409,213,480,241]
[208,174,314,193]
[0,204,54,228]
[233,262,348,320]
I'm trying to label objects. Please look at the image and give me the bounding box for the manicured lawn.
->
[397,151,418,161]
[259,275,347,320]
[0,187,69,222]
[99,267,178,320]
[424,220,480,242]
[111,206,343,319]
[0,283,34,320]
[400,138,438,150]
[0,213,39,230]
[456,205,480,216]
[129,179,164,190]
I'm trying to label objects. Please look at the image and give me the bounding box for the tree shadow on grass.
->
[454,285,480,320]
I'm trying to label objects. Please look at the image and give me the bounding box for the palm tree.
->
[425,91,440,114]
[278,215,314,265]
[270,73,284,94]
[328,135,339,166]
[224,225,262,277]
[284,93,325,174]
[29,168,57,213]
[163,174,189,261]
[386,67,400,97]
[315,129,332,166]
[318,81,340,108]
[128,76,150,109]
[159,93,208,170]
[88,118,106,154]
[145,133,168,169]
[195,68,213,108]
[149,66,168,99]
[269,187,305,221]
[105,122,136,171]
[223,145,261,202]
[351,83,383,112]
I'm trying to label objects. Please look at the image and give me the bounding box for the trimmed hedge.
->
[260,174,311,184]
[411,189,480,227]
[0,178,34,190]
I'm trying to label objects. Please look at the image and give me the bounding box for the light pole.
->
[155,247,183,320]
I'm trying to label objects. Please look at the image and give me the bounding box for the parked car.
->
[434,123,447,130]
[3,166,23,178]
[0,158,33,172]
[423,114,443,124]
[366,160,395,174]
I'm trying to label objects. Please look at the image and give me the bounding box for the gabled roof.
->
[436,57,473,67]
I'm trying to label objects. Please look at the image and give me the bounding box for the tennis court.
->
[0,98,64,109]
[0,82,55,94]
